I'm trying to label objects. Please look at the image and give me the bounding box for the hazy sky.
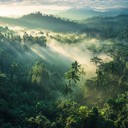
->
[0,0,128,17]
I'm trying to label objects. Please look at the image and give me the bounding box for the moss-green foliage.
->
[82,15,128,40]
[30,61,49,85]
[23,32,47,46]
[0,24,128,128]
[51,34,86,44]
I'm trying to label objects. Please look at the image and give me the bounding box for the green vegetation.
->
[0,12,81,32]
[0,14,128,128]
[81,15,128,40]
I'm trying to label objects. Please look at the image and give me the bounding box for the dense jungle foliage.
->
[0,14,128,128]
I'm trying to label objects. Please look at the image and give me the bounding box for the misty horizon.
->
[0,0,128,18]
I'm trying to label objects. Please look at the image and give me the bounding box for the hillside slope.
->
[0,12,82,32]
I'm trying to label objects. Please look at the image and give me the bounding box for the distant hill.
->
[80,15,128,39]
[0,12,82,32]
[0,13,127,39]
[82,14,128,24]
[59,8,128,20]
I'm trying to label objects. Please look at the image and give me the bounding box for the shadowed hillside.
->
[0,13,128,40]
[0,12,82,32]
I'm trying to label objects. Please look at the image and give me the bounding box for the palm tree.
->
[65,61,85,85]
[65,69,80,84]
[10,62,20,83]
[72,61,81,73]
[90,57,103,66]
[30,60,48,85]
[62,84,72,96]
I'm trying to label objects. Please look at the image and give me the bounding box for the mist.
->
[29,32,112,78]
[0,25,115,102]
[0,1,128,127]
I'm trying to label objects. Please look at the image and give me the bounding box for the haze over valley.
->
[0,0,128,128]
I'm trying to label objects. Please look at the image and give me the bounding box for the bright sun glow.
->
[0,5,69,17]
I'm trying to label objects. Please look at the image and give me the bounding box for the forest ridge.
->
[0,11,128,128]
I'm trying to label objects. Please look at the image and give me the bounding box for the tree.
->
[30,61,49,86]
[65,61,86,85]
[62,84,72,96]
[90,56,103,66]
[0,71,6,85]
[28,114,52,128]
[10,62,20,83]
